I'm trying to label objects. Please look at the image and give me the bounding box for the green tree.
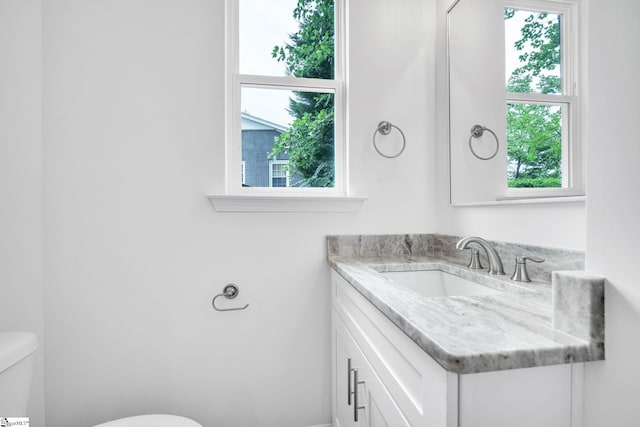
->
[506,103,561,184]
[505,9,562,188]
[271,0,335,187]
[506,10,561,95]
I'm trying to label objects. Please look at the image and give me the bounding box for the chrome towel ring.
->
[212,284,249,312]
[373,121,406,158]
[468,124,499,160]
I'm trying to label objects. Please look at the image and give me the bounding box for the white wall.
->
[42,0,435,426]
[434,0,586,251]
[0,1,45,425]
[583,0,640,425]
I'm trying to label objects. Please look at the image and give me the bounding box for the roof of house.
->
[241,112,288,133]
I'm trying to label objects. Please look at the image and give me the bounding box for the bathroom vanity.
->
[327,234,604,427]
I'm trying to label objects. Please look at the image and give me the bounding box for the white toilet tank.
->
[0,332,38,416]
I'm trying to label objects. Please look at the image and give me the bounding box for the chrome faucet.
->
[456,236,505,275]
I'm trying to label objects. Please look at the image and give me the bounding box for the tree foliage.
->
[505,9,562,188]
[506,103,561,183]
[271,0,335,187]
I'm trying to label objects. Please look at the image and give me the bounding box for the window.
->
[503,1,582,197]
[226,0,345,194]
[269,160,290,187]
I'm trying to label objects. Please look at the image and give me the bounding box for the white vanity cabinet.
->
[331,270,584,427]
[334,314,409,426]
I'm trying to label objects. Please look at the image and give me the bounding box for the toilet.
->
[94,414,202,427]
[0,332,202,427]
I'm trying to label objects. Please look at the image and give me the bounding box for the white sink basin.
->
[379,270,503,298]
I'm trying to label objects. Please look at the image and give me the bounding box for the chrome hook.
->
[212,284,249,312]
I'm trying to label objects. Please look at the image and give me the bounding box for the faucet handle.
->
[511,256,545,282]
[517,256,545,263]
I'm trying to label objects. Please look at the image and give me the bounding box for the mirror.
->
[447,0,584,205]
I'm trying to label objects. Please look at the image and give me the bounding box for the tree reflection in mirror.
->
[505,8,567,189]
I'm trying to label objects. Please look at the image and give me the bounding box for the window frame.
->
[225,0,347,196]
[501,0,584,200]
[269,159,290,188]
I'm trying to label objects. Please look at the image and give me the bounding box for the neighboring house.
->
[241,112,289,187]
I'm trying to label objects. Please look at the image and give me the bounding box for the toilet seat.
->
[93,414,202,427]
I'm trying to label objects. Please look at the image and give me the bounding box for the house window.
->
[226,0,345,194]
[504,1,582,196]
[270,160,290,187]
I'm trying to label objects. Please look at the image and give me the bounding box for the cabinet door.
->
[359,369,409,427]
[333,309,410,427]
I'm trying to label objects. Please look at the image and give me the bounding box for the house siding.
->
[241,128,287,187]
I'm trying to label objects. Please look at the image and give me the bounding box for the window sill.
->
[451,195,586,207]
[207,194,367,213]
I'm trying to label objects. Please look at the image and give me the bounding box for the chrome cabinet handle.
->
[347,358,352,405]
[353,368,366,422]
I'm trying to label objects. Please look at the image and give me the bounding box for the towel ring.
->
[212,284,249,312]
[373,121,406,158]
[468,124,499,160]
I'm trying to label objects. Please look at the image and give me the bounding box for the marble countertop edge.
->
[329,255,604,374]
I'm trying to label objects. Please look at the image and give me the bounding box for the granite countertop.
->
[329,251,605,374]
